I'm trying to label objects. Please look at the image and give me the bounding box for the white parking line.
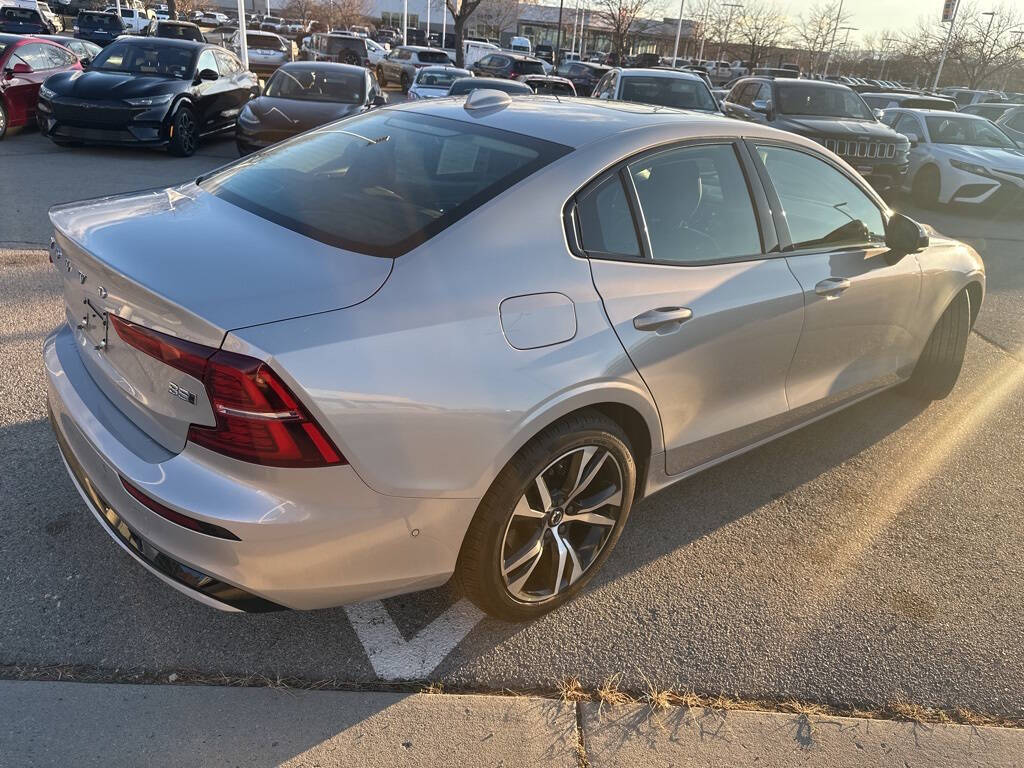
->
[343,599,484,680]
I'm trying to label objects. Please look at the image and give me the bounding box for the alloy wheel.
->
[178,111,196,154]
[500,445,624,603]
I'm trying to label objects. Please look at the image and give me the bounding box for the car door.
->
[212,48,249,122]
[747,141,922,413]
[578,140,806,476]
[193,48,227,131]
[5,44,55,121]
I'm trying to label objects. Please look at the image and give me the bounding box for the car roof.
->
[519,74,571,82]
[158,20,200,27]
[394,95,781,149]
[116,36,207,49]
[888,107,988,119]
[418,65,470,72]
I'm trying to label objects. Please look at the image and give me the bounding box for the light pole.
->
[878,36,897,79]
[671,0,685,66]
[426,0,431,45]
[717,2,742,66]
[697,2,711,62]
[821,0,845,78]
[932,0,962,89]
[834,26,857,77]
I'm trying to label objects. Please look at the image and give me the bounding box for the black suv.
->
[471,52,545,80]
[75,11,126,47]
[722,78,909,190]
[554,61,610,97]
[302,32,369,67]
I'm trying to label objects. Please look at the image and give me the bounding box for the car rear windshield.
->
[776,84,873,119]
[266,66,364,103]
[417,50,450,64]
[416,68,467,88]
[92,40,195,78]
[246,33,286,50]
[80,12,121,28]
[1,8,41,21]
[158,23,201,39]
[448,78,530,95]
[528,80,574,95]
[621,76,717,111]
[202,110,570,257]
[513,59,545,75]
[326,37,366,55]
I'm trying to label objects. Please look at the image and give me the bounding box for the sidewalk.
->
[1,680,1021,767]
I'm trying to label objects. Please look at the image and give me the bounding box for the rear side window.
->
[577,175,640,258]
[753,144,885,250]
[202,111,570,257]
[514,59,545,75]
[629,143,762,263]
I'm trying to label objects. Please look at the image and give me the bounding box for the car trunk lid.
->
[50,184,392,453]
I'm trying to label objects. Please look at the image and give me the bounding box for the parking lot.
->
[2,107,1024,722]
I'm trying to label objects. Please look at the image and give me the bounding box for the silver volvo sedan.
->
[45,90,985,621]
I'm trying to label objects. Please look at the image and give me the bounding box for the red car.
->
[0,34,81,140]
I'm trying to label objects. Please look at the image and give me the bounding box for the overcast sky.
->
[782,0,941,39]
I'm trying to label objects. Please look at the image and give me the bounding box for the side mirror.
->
[885,213,929,254]
[751,98,772,118]
[371,92,386,106]
[80,57,91,68]
[872,108,884,120]
[198,68,219,81]
[10,62,32,76]
[903,131,920,147]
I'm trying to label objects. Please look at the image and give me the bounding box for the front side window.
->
[196,49,217,74]
[202,111,570,257]
[754,144,885,250]
[576,175,640,258]
[627,143,762,264]
[892,113,922,140]
[14,43,55,70]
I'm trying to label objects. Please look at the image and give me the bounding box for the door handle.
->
[633,306,693,331]
[814,277,851,297]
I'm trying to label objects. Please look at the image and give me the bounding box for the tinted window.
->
[415,68,468,88]
[1,8,41,21]
[528,79,574,95]
[81,12,118,27]
[754,145,885,250]
[213,48,239,74]
[246,33,286,50]
[776,84,873,119]
[620,75,716,111]
[513,59,544,75]
[417,50,449,64]
[157,22,202,40]
[196,49,217,74]
[629,144,761,263]
[266,66,364,103]
[577,175,640,258]
[1007,112,1024,131]
[202,110,569,257]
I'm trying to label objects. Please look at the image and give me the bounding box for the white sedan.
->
[882,108,1024,208]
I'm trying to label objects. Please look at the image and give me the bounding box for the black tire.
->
[376,66,387,87]
[400,72,410,94]
[911,165,940,208]
[167,106,198,157]
[0,102,7,140]
[903,289,971,401]
[457,411,637,622]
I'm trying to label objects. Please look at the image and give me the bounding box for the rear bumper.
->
[45,324,480,611]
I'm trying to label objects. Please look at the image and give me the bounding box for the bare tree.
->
[733,0,788,66]
[446,0,488,65]
[792,0,850,74]
[323,0,373,30]
[590,0,663,63]
[688,0,729,60]
[947,2,1024,88]
[471,0,525,40]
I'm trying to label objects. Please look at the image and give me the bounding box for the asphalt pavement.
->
[1,121,1023,724]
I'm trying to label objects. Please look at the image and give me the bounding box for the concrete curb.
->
[2,680,1023,767]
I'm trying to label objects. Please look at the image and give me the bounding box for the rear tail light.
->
[109,315,344,468]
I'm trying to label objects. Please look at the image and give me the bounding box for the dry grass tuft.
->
[595,674,634,718]
[421,682,444,695]
[558,676,589,703]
